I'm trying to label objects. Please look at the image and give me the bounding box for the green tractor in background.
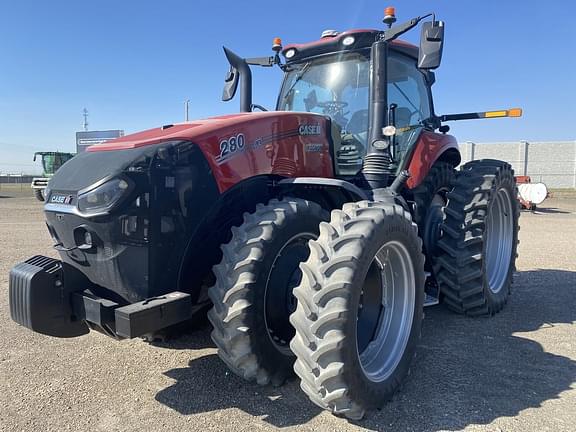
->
[31,152,75,201]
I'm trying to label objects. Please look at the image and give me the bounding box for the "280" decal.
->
[219,133,245,160]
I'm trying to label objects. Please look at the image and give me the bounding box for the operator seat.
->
[394,107,413,128]
[393,107,416,160]
[346,109,369,134]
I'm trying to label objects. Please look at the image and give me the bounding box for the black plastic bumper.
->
[9,256,192,339]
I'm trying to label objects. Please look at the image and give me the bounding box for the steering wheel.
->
[317,101,349,112]
[318,101,350,127]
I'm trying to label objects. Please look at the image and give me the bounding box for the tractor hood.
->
[87,112,300,152]
[47,110,335,195]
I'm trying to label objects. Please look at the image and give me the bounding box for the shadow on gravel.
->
[156,354,323,427]
[530,207,572,215]
[156,269,576,431]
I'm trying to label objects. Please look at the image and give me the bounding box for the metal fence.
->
[460,140,576,188]
[0,175,35,184]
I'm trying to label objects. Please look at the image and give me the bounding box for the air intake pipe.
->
[363,39,395,189]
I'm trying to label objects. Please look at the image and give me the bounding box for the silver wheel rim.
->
[485,187,514,294]
[358,241,416,383]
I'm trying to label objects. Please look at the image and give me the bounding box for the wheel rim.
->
[265,233,315,355]
[485,187,514,293]
[357,241,416,382]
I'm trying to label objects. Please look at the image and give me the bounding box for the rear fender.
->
[405,131,460,189]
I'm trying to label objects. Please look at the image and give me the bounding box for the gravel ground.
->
[1,188,575,432]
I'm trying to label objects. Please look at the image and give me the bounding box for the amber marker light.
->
[272,37,282,52]
[383,6,397,27]
[484,108,523,118]
[484,110,508,118]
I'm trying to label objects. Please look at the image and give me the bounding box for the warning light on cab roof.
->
[384,6,397,27]
[272,38,282,52]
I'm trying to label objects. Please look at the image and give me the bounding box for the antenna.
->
[184,100,190,122]
[82,108,89,131]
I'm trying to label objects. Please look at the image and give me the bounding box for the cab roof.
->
[281,29,418,64]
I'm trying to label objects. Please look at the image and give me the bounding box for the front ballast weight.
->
[9,256,193,339]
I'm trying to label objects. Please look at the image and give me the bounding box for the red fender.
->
[405,131,460,189]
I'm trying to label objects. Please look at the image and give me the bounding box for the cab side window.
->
[387,54,432,128]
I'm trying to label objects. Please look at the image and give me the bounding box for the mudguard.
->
[405,130,460,189]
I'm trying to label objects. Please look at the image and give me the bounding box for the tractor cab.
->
[276,34,433,175]
[222,11,446,185]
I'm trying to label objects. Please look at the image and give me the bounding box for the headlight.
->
[77,177,131,215]
[284,48,296,59]
[342,36,355,46]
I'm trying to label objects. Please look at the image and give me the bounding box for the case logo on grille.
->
[50,194,73,204]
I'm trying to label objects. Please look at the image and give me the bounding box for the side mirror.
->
[418,21,444,70]
[222,65,239,101]
[221,46,252,112]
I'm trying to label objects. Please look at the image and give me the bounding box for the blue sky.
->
[1,0,575,173]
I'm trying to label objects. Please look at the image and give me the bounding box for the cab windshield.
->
[278,52,370,134]
[278,52,370,175]
[278,51,431,176]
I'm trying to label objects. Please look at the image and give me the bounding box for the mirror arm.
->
[246,54,283,68]
[246,56,274,67]
[382,14,432,42]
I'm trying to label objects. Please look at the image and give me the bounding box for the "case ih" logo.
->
[50,194,73,204]
[298,124,321,136]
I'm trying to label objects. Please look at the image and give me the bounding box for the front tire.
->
[34,188,45,202]
[435,159,519,315]
[290,202,425,420]
[208,198,328,386]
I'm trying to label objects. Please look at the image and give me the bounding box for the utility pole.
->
[82,108,89,131]
[184,100,190,122]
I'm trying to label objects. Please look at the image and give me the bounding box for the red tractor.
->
[9,8,521,420]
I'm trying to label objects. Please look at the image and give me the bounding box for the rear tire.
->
[435,159,519,315]
[208,198,328,385]
[34,189,45,202]
[411,161,456,259]
[290,202,425,419]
